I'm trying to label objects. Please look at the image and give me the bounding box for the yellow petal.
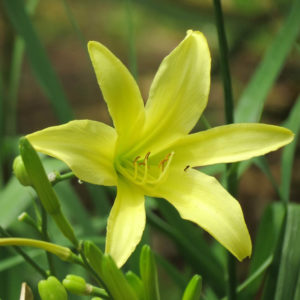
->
[27,120,117,186]
[171,123,294,168]
[133,30,211,155]
[106,177,145,267]
[88,41,145,149]
[153,168,252,261]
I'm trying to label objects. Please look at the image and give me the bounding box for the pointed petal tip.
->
[87,40,99,50]
[185,29,209,43]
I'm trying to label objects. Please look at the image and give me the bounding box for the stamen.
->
[125,151,174,186]
[148,151,175,185]
[133,156,140,179]
[141,152,151,184]
[158,153,171,171]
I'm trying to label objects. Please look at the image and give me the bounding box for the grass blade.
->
[2,0,74,123]
[238,202,285,300]
[148,199,225,297]
[273,204,300,300]
[235,0,300,123]
[0,68,5,187]
[280,96,300,202]
[6,0,39,136]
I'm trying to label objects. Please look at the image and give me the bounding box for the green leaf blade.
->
[235,0,300,123]
[3,0,74,123]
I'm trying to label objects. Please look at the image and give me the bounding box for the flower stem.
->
[49,171,75,185]
[41,205,56,276]
[213,0,234,124]
[0,227,48,278]
[212,0,237,299]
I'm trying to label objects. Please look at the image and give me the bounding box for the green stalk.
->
[212,0,237,299]
[0,237,76,262]
[41,205,56,276]
[0,227,47,278]
[212,0,234,124]
[49,171,75,185]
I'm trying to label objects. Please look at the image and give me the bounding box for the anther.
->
[133,156,140,164]
[138,152,151,166]
[158,153,171,171]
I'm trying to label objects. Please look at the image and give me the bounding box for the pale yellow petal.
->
[171,123,294,168]
[131,30,211,156]
[105,177,145,267]
[27,120,117,186]
[88,41,145,149]
[152,168,251,261]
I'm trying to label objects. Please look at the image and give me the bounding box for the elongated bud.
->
[182,275,202,300]
[83,241,138,300]
[101,254,138,300]
[38,276,67,300]
[13,156,32,186]
[19,137,78,248]
[126,271,145,300]
[0,237,81,263]
[19,137,60,214]
[18,212,39,231]
[140,245,160,300]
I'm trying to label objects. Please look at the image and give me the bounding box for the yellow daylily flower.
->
[27,30,293,267]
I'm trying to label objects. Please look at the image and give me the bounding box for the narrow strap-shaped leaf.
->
[2,0,74,123]
[154,253,187,290]
[280,96,300,202]
[274,204,300,300]
[0,68,5,187]
[140,245,160,300]
[99,255,139,300]
[238,203,285,300]
[6,0,39,136]
[235,0,300,122]
[182,275,202,300]
[152,199,225,296]
[61,0,88,54]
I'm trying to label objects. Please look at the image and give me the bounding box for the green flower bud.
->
[19,137,79,248]
[182,275,202,300]
[140,245,160,300]
[63,274,89,295]
[13,156,32,186]
[63,274,108,298]
[126,271,145,300]
[38,276,67,300]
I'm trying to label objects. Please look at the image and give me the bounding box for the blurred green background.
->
[0,0,299,299]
